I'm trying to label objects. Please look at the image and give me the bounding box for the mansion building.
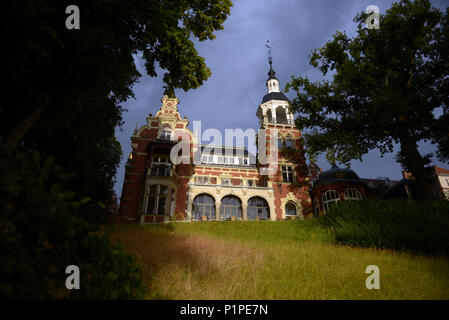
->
[118,62,321,223]
[117,61,449,223]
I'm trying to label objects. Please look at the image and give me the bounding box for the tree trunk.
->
[3,101,48,156]
[399,135,436,201]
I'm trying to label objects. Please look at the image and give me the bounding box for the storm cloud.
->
[114,0,448,196]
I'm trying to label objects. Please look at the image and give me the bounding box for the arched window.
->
[146,185,168,215]
[344,188,362,201]
[322,190,341,213]
[247,197,270,220]
[193,194,215,220]
[276,106,287,124]
[285,201,297,216]
[266,109,273,123]
[220,195,242,220]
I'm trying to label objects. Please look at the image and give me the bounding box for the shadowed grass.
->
[108,220,449,300]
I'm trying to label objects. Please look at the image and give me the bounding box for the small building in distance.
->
[310,164,449,216]
[432,166,449,200]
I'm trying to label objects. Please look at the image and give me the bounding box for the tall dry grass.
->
[108,222,449,300]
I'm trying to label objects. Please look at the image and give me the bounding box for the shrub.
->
[321,199,449,255]
[0,150,147,299]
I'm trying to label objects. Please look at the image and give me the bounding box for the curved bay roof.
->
[313,164,362,188]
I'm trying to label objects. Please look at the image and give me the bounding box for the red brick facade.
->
[118,94,318,223]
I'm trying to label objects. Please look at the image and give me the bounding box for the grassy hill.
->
[108,206,449,299]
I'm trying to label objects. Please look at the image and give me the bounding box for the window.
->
[285,136,294,149]
[285,202,297,216]
[221,179,230,186]
[160,127,171,140]
[248,197,270,220]
[146,185,168,215]
[201,155,208,163]
[150,157,171,176]
[282,166,294,183]
[193,194,215,220]
[243,158,248,165]
[247,180,254,187]
[322,190,341,213]
[344,188,362,201]
[276,106,288,124]
[220,196,242,220]
[224,157,234,165]
[277,137,284,149]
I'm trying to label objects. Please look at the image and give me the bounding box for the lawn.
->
[108,219,449,300]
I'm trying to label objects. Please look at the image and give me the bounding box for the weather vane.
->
[265,40,272,66]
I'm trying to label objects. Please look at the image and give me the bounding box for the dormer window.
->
[160,127,171,140]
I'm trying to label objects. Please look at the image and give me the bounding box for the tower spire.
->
[265,40,277,80]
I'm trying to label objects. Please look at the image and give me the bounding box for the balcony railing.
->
[267,118,295,125]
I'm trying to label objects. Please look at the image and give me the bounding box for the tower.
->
[256,47,312,218]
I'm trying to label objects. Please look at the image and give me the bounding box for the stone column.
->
[242,203,248,220]
[215,201,221,221]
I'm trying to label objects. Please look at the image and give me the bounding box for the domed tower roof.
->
[313,164,361,187]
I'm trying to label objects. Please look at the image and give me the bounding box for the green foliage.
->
[0,0,233,298]
[0,150,147,299]
[322,200,449,255]
[286,0,449,199]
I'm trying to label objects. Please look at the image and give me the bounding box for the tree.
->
[0,0,233,156]
[286,0,449,200]
[0,0,232,298]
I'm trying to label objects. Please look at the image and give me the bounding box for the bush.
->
[0,150,147,299]
[321,199,449,255]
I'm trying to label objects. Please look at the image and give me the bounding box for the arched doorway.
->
[247,197,270,220]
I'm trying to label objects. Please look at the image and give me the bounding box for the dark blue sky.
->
[114,0,448,197]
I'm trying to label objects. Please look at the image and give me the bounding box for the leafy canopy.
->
[286,0,449,169]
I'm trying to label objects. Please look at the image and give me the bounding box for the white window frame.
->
[322,190,341,213]
[344,188,363,201]
[282,166,294,183]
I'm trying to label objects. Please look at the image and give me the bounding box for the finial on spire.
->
[265,40,277,80]
[265,40,272,66]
